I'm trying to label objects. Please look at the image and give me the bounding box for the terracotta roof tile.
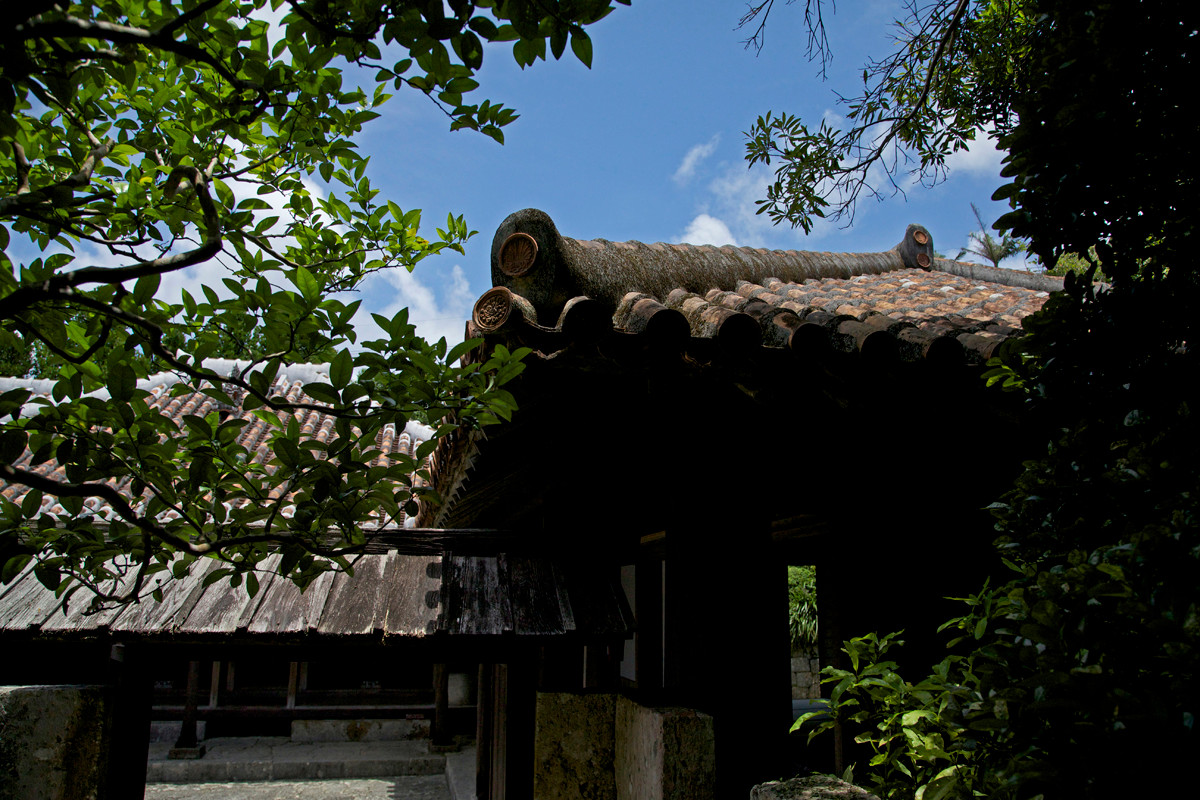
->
[473,210,1063,366]
[0,362,435,532]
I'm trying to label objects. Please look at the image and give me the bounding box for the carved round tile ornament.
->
[498,232,539,277]
[473,287,512,331]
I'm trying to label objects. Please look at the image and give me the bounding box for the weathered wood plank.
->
[0,559,36,605]
[339,528,525,556]
[315,555,388,636]
[550,560,576,633]
[177,563,269,636]
[234,554,283,631]
[378,552,442,638]
[446,555,511,636]
[111,559,217,636]
[246,566,337,635]
[40,562,148,633]
[502,556,564,636]
[0,565,60,632]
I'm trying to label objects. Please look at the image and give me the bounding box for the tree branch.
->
[0,137,115,215]
[0,166,222,322]
[156,0,225,39]
[20,15,264,95]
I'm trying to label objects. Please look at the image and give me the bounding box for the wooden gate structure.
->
[1,208,1062,798]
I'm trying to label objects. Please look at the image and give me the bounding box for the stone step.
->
[147,737,444,784]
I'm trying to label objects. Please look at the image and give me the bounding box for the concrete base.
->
[0,684,110,800]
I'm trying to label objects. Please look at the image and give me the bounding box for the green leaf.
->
[0,429,28,464]
[293,267,320,303]
[570,30,593,68]
[330,349,353,388]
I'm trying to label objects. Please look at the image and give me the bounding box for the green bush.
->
[788,565,818,651]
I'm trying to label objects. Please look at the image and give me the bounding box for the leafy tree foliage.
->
[768,1,1199,797]
[1040,249,1106,283]
[0,0,628,606]
[742,0,1034,231]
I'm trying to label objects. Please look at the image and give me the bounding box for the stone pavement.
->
[144,776,449,800]
[148,738,443,783]
[144,739,477,800]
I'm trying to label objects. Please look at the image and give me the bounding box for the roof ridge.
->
[488,209,936,324]
[931,257,1064,293]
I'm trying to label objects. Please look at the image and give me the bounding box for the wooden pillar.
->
[489,664,508,800]
[432,663,451,747]
[634,551,665,696]
[503,661,536,800]
[208,661,222,708]
[170,660,206,757]
[476,663,494,800]
[286,661,299,710]
[663,514,791,798]
[815,557,847,776]
[104,643,153,800]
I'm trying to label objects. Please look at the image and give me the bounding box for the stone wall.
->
[791,647,821,700]
[532,692,715,800]
[0,685,110,800]
[614,696,714,800]
[533,693,617,800]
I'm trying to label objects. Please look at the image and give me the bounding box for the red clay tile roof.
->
[0,360,434,530]
[470,209,1059,366]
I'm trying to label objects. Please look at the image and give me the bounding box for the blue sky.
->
[346,0,1020,346]
[10,1,1021,352]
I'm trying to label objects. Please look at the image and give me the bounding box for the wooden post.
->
[663,513,791,798]
[286,661,299,710]
[635,551,665,697]
[208,661,222,708]
[104,643,153,800]
[169,660,206,758]
[490,664,508,800]
[817,557,847,777]
[476,663,494,800]
[432,663,451,747]
[503,660,536,800]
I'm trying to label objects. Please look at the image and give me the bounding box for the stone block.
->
[615,696,714,800]
[750,775,881,800]
[0,685,110,800]
[533,692,617,800]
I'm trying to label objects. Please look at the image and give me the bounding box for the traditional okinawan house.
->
[1,209,1060,800]
[411,209,1062,797]
[0,361,632,800]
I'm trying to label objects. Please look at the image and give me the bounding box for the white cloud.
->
[154,174,332,308]
[947,132,1005,178]
[700,162,844,248]
[352,263,474,350]
[680,214,739,247]
[672,134,720,184]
